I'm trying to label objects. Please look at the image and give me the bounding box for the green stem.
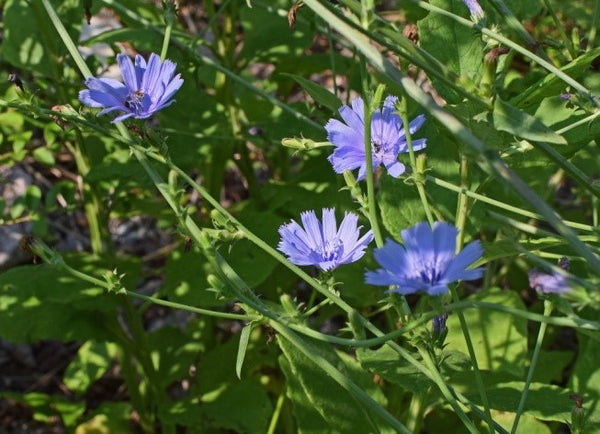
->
[450,287,495,433]
[160,4,173,60]
[511,300,553,433]
[360,59,384,247]
[416,345,479,434]
[116,345,153,432]
[487,0,548,59]
[40,0,92,79]
[63,139,104,254]
[455,154,470,251]
[397,98,434,227]
[555,110,600,134]
[405,390,428,433]
[267,391,286,434]
[57,261,258,321]
[541,0,576,59]
[427,175,595,233]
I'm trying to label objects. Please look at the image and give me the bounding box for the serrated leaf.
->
[492,98,567,145]
[280,73,342,113]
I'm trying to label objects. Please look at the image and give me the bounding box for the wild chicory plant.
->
[325,96,426,181]
[79,52,183,123]
[277,208,374,271]
[365,221,483,295]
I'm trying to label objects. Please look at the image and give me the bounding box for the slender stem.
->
[450,287,495,433]
[126,291,259,321]
[267,391,286,434]
[405,390,428,433]
[397,99,434,226]
[511,300,553,433]
[63,138,104,254]
[555,110,600,134]
[116,345,153,432]
[360,59,384,247]
[57,261,258,321]
[455,154,470,251]
[160,2,174,60]
[541,0,576,59]
[40,0,92,79]
[427,175,594,233]
[416,345,479,434]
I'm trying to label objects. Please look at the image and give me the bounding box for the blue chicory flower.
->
[277,208,374,271]
[463,0,485,20]
[79,52,183,123]
[365,221,483,296]
[325,96,426,181]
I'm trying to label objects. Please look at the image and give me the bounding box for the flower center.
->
[318,238,343,262]
[124,90,145,113]
[420,263,441,284]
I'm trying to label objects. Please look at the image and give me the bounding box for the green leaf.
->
[63,341,117,394]
[445,287,528,373]
[357,344,433,394]
[221,209,280,287]
[75,402,133,434]
[278,335,392,433]
[570,330,600,433]
[236,323,252,379]
[239,4,312,64]
[0,254,140,343]
[379,176,426,237]
[280,73,342,113]
[4,0,81,76]
[417,0,485,103]
[452,374,571,423]
[534,95,600,153]
[200,380,272,433]
[492,98,567,145]
[1,392,86,429]
[32,147,56,166]
[510,47,600,108]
